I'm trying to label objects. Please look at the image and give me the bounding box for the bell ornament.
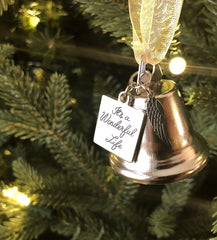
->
[110,79,209,184]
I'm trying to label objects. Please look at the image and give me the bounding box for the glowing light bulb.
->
[2,186,17,198]
[29,16,40,28]
[71,98,77,104]
[2,186,30,206]
[4,149,11,156]
[16,193,31,206]
[169,57,186,75]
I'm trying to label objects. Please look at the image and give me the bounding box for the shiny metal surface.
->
[93,95,145,162]
[110,80,209,184]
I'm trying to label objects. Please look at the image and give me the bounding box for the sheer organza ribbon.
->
[129,0,184,65]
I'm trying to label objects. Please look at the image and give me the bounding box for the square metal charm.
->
[94,95,145,162]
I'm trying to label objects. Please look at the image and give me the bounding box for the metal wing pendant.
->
[147,96,170,145]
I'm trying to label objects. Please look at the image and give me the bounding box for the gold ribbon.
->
[129,0,184,65]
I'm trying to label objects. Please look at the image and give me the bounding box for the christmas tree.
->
[0,0,217,239]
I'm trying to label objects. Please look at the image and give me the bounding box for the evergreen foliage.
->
[0,0,15,16]
[148,179,194,238]
[212,197,217,237]
[181,0,217,64]
[74,0,132,44]
[0,46,142,239]
[0,0,216,239]
[0,44,14,58]
[183,82,217,156]
[183,0,217,46]
[93,73,122,114]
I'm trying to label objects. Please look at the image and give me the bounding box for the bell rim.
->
[109,135,209,185]
[110,153,208,184]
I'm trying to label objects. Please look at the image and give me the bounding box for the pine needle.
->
[0,0,15,16]
[74,0,132,44]
[148,179,194,239]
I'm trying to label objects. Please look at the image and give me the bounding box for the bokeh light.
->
[169,56,186,75]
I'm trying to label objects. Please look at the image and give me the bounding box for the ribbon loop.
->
[129,0,184,64]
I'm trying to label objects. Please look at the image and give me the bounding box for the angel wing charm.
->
[147,96,170,145]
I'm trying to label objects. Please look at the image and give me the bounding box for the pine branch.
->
[9,159,117,239]
[0,96,139,224]
[182,0,217,46]
[6,159,121,239]
[93,73,122,115]
[50,219,79,238]
[51,210,110,240]
[211,197,217,237]
[182,81,217,155]
[0,58,74,141]
[0,209,50,240]
[175,197,213,239]
[180,1,217,64]
[75,0,132,44]
[184,82,217,114]
[0,183,51,240]
[198,0,217,45]
[0,58,49,133]
[8,143,27,159]
[189,108,217,156]
[148,179,194,239]
[13,158,111,211]
[53,213,136,240]
[0,132,9,147]
[0,109,51,141]
[0,44,14,58]
[50,200,136,240]
[0,56,142,234]
[12,158,46,192]
[115,179,139,208]
[46,133,141,223]
[44,73,73,134]
[177,215,212,239]
[0,0,15,16]
[148,208,176,239]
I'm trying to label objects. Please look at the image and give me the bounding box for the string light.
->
[29,16,40,28]
[4,149,11,156]
[19,3,40,30]
[2,186,31,206]
[71,98,77,104]
[169,56,187,75]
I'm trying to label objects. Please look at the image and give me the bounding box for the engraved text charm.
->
[94,95,145,162]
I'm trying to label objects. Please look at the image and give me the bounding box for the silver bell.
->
[110,79,209,184]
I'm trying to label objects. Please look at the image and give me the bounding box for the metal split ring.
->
[129,58,155,86]
[119,58,156,102]
[137,59,155,86]
[118,84,134,103]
